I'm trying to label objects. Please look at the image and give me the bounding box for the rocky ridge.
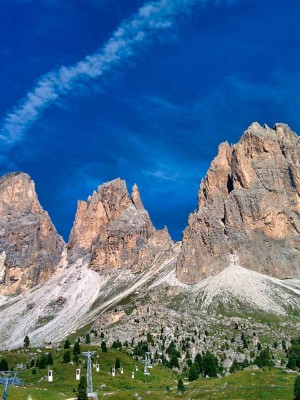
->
[177,123,300,284]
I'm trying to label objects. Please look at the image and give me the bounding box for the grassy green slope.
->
[0,347,296,399]
[188,369,295,399]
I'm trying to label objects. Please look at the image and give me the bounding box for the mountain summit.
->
[68,178,171,273]
[0,172,64,295]
[177,123,300,284]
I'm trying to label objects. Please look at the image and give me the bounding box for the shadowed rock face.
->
[68,178,172,273]
[0,172,64,295]
[177,123,300,284]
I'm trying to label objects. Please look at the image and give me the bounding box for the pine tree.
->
[169,355,179,369]
[73,341,81,356]
[203,352,218,377]
[77,376,87,400]
[194,353,204,375]
[64,339,70,349]
[39,355,47,369]
[147,332,153,344]
[115,357,121,369]
[257,342,262,351]
[294,375,300,400]
[287,354,297,370]
[186,358,192,368]
[32,367,37,375]
[24,335,30,349]
[177,378,185,393]
[188,364,199,381]
[242,358,250,369]
[229,359,239,373]
[63,351,71,363]
[47,353,53,366]
[101,341,107,352]
[85,333,91,344]
[242,337,248,349]
[0,358,8,371]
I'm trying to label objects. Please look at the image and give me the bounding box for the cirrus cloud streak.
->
[0,0,211,147]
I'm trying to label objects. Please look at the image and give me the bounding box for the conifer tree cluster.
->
[35,353,54,369]
[111,339,122,349]
[287,337,300,370]
[294,375,300,400]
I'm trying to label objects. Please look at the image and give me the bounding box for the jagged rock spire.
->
[131,183,144,210]
[68,178,170,273]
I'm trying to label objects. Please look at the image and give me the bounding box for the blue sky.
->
[0,0,300,241]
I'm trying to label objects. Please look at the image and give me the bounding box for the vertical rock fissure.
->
[227,175,234,194]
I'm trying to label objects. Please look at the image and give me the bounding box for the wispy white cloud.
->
[145,166,181,181]
[0,0,210,148]
[155,170,180,180]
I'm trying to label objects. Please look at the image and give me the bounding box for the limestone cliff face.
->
[68,178,172,273]
[0,172,64,294]
[177,123,300,284]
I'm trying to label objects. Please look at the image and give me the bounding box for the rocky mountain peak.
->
[0,172,41,216]
[242,122,298,142]
[69,178,171,273]
[68,178,150,250]
[0,172,64,295]
[177,123,300,284]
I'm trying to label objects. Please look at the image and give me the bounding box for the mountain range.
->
[0,122,300,349]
